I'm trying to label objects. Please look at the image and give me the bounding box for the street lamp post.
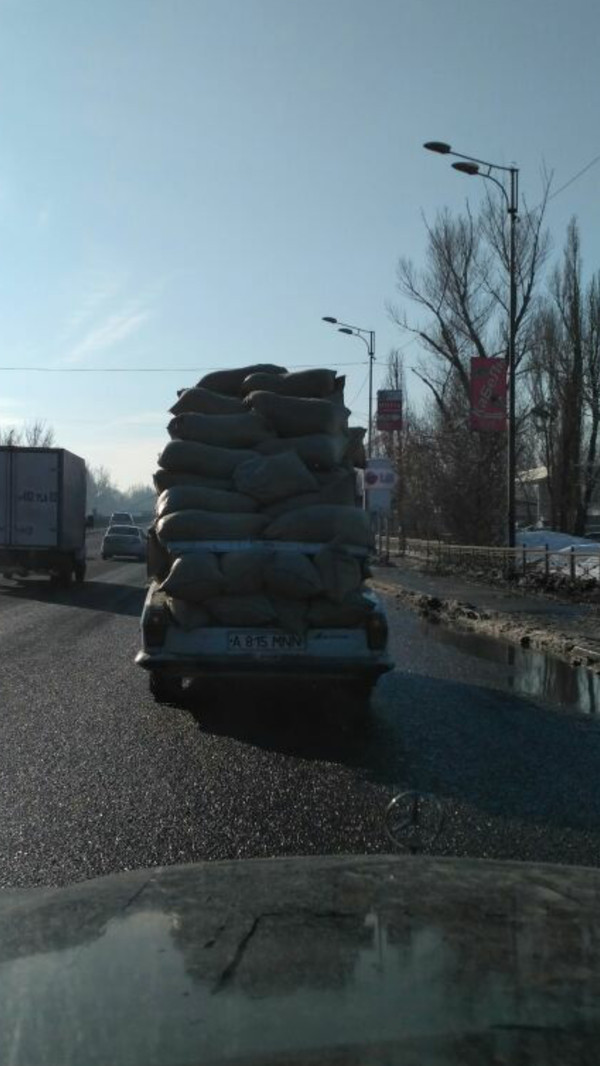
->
[322,317,376,456]
[424,141,519,548]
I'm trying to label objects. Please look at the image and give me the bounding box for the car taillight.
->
[144,606,169,648]
[367,612,388,651]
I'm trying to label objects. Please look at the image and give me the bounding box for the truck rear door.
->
[10,451,59,547]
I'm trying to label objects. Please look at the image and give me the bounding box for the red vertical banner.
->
[470,358,507,432]
[377,390,403,432]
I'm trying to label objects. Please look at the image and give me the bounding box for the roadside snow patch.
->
[517,530,600,551]
[517,530,600,579]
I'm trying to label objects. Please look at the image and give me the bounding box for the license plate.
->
[227,632,306,654]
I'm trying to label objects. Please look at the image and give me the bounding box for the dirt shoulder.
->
[370,556,600,672]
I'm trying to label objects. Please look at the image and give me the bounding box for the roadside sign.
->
[364,458,397,489]
[377,389,403,432]
[365,458,396,514]
[470,357,507,432]
[367,488,392,513]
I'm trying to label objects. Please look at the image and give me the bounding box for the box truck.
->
[0,447,87,585]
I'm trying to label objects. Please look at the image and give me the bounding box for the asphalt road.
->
[2,545,600,889]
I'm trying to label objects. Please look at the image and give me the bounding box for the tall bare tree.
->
[581,274,600,526]
[389,185,550,543]
[528,218,600,533]
[374,347,404,462]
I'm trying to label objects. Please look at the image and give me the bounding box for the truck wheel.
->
[149,671,183,705]
[74,561,86,583]
[50,567,71,587]
[58,567,72,588]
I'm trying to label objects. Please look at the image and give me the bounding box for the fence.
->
[395,537,600,583]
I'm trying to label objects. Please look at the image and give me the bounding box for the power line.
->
[548,152,600,203]
[529,150,600,215]
[347,340,417,414]
[0,360,367,373]
[393,336,419,353]
[348,369,370,408]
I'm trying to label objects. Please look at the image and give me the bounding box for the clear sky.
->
[0,0,598,486]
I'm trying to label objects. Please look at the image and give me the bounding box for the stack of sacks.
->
[150,364,373,633]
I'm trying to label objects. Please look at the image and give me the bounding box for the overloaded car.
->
[101,525,147,561]
[138,576,391,708]
[137,361,392,710]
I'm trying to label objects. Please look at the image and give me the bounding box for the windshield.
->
[106,526,139,537]
[1,2,598,1062]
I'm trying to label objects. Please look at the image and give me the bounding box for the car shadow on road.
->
[185,676,403,787]
[0,578,145,617]
[186,669,600,839]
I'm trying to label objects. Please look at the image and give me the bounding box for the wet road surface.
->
[2,546,600,888]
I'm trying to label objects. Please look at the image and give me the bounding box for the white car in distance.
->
[109,511,135,527]
[101,525,147,561]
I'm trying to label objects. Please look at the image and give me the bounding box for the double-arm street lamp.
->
[424,140,519,548]
[322,316,376,456]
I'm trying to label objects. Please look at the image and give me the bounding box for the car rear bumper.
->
[135,649,392,683]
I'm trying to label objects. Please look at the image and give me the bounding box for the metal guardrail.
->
[392,537,600,582]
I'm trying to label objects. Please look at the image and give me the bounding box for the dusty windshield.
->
[1,1,600,1062]
[107,525,140,537]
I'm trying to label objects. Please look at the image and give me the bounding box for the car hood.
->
[1,853,599,1065]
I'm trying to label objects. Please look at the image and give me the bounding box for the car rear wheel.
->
[337,680,374,721]
[149,671,184,705]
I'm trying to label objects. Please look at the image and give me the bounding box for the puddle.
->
[422,621,600,714]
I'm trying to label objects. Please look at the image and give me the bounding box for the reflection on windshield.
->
[2,860,600,1065]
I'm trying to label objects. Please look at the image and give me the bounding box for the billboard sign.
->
[377,389,403,432]
[470,357,507,432]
